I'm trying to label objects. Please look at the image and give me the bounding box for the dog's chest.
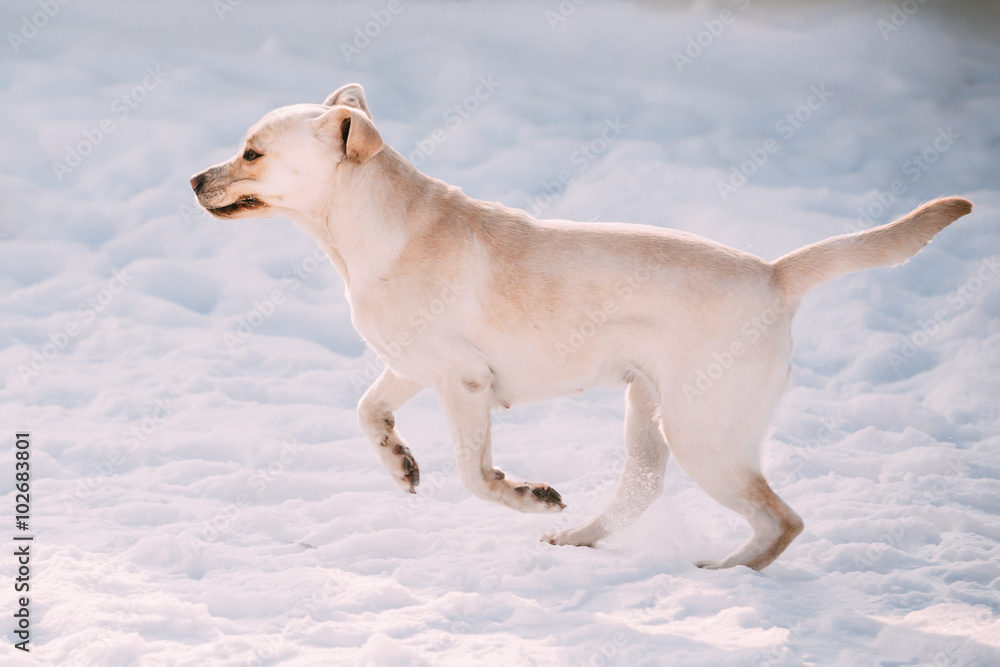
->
[347,280,471,358]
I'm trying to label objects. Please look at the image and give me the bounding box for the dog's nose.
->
[190,172,205,193]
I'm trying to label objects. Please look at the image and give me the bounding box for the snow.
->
[2,0,999,665]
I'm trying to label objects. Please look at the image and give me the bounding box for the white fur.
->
[191,83,972,570]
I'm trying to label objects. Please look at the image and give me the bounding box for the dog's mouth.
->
[208,195,267,216]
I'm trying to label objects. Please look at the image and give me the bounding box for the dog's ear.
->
[323,83,372,120]
[313,105,384,164]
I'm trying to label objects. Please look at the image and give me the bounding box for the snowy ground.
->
[2,0,999,665]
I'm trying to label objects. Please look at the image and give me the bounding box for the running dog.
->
[191,83,972,570]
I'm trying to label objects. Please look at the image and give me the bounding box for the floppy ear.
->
[323,83,372,120]
[313,105,384,164]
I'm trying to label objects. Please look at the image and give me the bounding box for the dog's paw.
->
[541,528,595,548]
[692,558,724,570]
[380,437,420,494]
[511,482,566,513]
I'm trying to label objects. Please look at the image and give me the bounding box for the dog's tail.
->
[772,197,973,304]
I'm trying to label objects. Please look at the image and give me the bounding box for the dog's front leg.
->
[358,368,424,493]
[435,371,565,514]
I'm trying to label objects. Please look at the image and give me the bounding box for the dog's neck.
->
[287,147,448,291]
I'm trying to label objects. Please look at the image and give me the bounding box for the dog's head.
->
[189,83,383,219]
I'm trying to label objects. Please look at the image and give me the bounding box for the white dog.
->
[191,84,972,570]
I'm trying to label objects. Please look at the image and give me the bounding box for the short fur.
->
[191,84,972,570]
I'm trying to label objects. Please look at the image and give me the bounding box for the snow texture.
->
[1,0,999,665]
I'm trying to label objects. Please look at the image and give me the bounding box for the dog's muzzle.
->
[189,170,266,216]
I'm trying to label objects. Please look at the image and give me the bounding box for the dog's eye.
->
[243,149,260,162]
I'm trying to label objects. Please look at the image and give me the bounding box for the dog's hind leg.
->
[690,472,803,571]
[544,376,669,547]
[358,368,424,493]
[662,366,803,571]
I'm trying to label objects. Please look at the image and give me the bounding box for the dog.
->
[191,83,972,570]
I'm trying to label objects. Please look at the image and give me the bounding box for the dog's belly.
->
[474,325,667,405]
[358,310,651,404]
